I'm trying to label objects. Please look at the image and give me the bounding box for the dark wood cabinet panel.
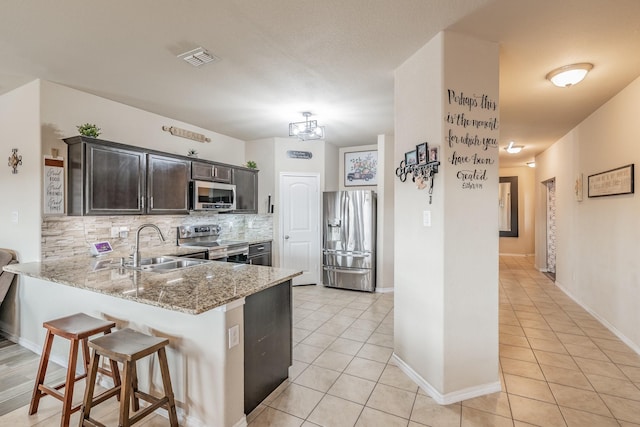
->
[147,154,190,214]
[192,161,232,183]
[248,242,272,266]
[244,280,291,414]
[85,144,146,215]
[233,168,258,213]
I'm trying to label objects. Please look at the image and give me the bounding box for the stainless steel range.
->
[177,224,248,262]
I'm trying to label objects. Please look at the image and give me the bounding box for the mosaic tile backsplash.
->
[42,213,274,260]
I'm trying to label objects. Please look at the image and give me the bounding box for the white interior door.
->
[280,173,320,286]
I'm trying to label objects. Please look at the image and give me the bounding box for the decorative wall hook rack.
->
[8,148,22,174]
[396,159,440,204]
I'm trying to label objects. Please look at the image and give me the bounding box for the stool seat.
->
[44,313,117,339]
[29,313,120,427]
[80,328,178,427]
[89,327,169,362]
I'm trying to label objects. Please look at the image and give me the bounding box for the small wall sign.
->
[588,164,634,197]
[286,150,313,159]
[44,156,64,215]
[162,125,211,143]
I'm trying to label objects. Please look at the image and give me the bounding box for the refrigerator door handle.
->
[323,266,370,275]
[325,250,370,258]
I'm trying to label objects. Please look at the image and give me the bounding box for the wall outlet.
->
[110,227,119,238]
[11,211,18,224]
[119,227,129,238]
[228,325,240,349]
[423,210,431,227]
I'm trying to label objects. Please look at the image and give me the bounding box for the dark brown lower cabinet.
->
[244,280,292,414]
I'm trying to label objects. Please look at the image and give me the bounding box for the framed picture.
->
[344,150,378,186]
[588,164,634,197]
[405,150,417,166]
[416,142,428,165]
[429,146,438,162]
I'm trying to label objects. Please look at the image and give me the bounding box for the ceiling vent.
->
[177,47,219,67]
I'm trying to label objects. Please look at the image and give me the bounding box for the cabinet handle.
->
[150,196,154,209]
[256,246,264,251]
[212,166,216,178]
[141,196,145,209]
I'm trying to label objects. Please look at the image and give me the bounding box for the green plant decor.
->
[77,123,101,138]
[246,160,257,169]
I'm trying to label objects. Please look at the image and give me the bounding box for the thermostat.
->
[90,241,113,257]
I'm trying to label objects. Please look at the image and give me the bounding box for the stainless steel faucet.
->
[132,224,165,267]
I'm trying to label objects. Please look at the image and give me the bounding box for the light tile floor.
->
[249,256,640,427]
[3,256,640,426]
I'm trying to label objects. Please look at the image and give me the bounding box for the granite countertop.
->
[3,246,300,315]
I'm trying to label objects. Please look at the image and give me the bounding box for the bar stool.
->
[29,313,121,427]
[80,328,179,427]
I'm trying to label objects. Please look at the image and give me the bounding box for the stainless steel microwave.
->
[190,180,236,212]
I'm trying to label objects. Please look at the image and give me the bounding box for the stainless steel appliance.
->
[177,224,248,262]
[322,190,376,292]
[189,180,236,212]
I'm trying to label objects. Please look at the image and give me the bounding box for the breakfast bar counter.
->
[3,252,300,314]
[3,254,301,427]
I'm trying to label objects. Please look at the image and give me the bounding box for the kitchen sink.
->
[123,256,211,273]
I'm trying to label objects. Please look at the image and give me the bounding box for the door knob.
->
[284,235,290,240]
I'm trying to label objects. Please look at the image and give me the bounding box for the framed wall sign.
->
[44,156,64,215]
[345,150,378,186]
[416,142,428,165]
[588,164,634,198]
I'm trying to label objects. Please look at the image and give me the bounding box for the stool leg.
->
[157,347,179,427]
[130,361,140,412]
[81,338,90,375]
[80,350,100,427]
[29,330,55,415]
[119,361,133,427]
[61,338,80,427]
[104,330,122,402]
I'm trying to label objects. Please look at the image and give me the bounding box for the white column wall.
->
[394,31,500,402]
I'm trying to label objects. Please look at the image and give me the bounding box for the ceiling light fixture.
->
[289,112,325,141]
[546,63,593,88]
[527,161,536,168]
[505,141,523,154]
[177,47,219,67]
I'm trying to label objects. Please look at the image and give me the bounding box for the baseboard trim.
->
[375,286,394,294]
[555,280,640,356]
[498,253,534,257]
[392,353,501,404]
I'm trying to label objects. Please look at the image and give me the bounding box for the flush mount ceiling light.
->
[505,141,523,154]
[289,112,325,141]
[527,161,536,168]
[177,47,219,67]
[546,63,593,88]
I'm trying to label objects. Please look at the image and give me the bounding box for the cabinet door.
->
[233,168,258,213]
[147,154,190,214]
[248,253,271,266]
[191,161,214,180]
[86,144,145,214]
[213,165,232,183]
[244,280,291,414]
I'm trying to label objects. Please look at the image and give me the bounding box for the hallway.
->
[1,256,639,425]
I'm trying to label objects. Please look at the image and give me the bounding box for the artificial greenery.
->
[76,123,101,138]
[246,160,257,169]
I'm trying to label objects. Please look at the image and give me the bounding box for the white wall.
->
[499,166,536,255]
[41,80,245,166]
[0,81,42,262]
[377,135,395,291]
[536,75,640,351]
[324,142,339,192]
[394,31,500,402]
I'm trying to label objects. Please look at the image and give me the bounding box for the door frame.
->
[278,172,322,285]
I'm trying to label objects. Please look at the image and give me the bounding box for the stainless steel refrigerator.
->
[322,190,376,292]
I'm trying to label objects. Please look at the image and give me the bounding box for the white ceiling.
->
[1,0,639,167]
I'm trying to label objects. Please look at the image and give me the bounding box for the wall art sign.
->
[286,150,313,159]
[588,164,634,197]
[345,150,378,186]
[161,125,211,143]
[44,156,64,215]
